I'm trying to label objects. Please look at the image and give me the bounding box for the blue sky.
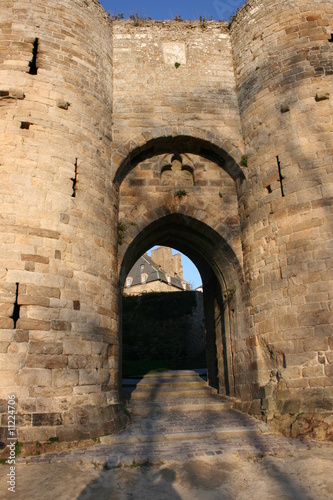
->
[99,0,246,21]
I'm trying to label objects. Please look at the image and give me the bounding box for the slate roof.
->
[126,253,191,291]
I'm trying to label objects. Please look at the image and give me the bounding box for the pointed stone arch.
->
[118,213,249,397]
[112,126,246,187]
[117,203,243,275]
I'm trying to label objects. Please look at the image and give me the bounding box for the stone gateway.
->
[0,0,332,443]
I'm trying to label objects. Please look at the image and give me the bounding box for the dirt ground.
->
[0,444,332,500]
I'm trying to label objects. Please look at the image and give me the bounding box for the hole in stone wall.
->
[11,283,20,328]
[266,185,272,194]
[73,300,80,311]
[71,158,78,197]
[20,122,31,129]
[329,34,333,43]
[276,156,285,197]
[29,38,39,75]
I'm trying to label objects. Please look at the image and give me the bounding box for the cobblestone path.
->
[19,370,320,469]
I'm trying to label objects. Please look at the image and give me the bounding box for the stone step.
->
[129,399,233,415]
[126,386,216,400]
[100,425,261,446]
[139,370,206,379]
[114,369,265,460]
[123,369,225,415]
[134,378,208,388]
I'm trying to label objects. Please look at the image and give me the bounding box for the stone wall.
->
[122,291,205,374]
[231,0,333,433]
[0,0,127,443]
[111,19,244,166]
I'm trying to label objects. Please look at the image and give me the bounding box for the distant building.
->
[123,247,191,295]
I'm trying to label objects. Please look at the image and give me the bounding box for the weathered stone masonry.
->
[0,0,332,442]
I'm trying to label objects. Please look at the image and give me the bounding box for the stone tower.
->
[151,247,184,279]
[0,0,332,443]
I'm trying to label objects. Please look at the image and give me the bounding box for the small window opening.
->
[266,185,272,194]
[71,158,78,197]
[11,283,20,328]
[29,38,39,75]
[276,156,285,197]
[20,122,30,129]
[329,34,333,43]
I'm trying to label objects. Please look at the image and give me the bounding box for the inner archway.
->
[122,245,206,376]
[119,214,246,398]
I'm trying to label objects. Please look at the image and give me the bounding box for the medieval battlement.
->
[0,0,332,443]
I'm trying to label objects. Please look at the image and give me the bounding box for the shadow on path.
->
[77,371,318,499]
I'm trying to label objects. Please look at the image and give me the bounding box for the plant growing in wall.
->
[223,286,236,306]
[240,155,248,167]
[117,220,136,245]
[174,189,188,199]
[117,220,127,245]
[199,16,212,29]
[130,13,148,26]
[108,12,124,20]
[228,8,240,29]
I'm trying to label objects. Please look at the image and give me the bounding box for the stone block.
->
[325,365,333,377]
[36,397,55,413]
[63,340,92,355]
[302,365,324,378]
[286,378,309,389]
[29,341,63,355]
[51,321,71,331]
[0,371,16,387]
[26,354,68,369]
[17,398,37,413]
[17,426,57,444]
[32,413,63,427]
[326,352,333,364]
[282,366,302,379]
[298,311,333,327]
[0,318,14,329]
[277,314,298,330]
[68,355,89,369]
[21,254,49,264]
[73,385,101,395]
[91,342,107,355]
[52,369,79,388]
[315,92,330,102]
[281,399,301,415]
[16,413,32,427]
[18,296,50,307]
[14,331,29,343]
[304,337,328,352]
[79,369,99,385]
[16,319,50,331]
[0,353,24,370]
[16,369,52,387]
[24,285,60,299]
[0,342,9,353]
